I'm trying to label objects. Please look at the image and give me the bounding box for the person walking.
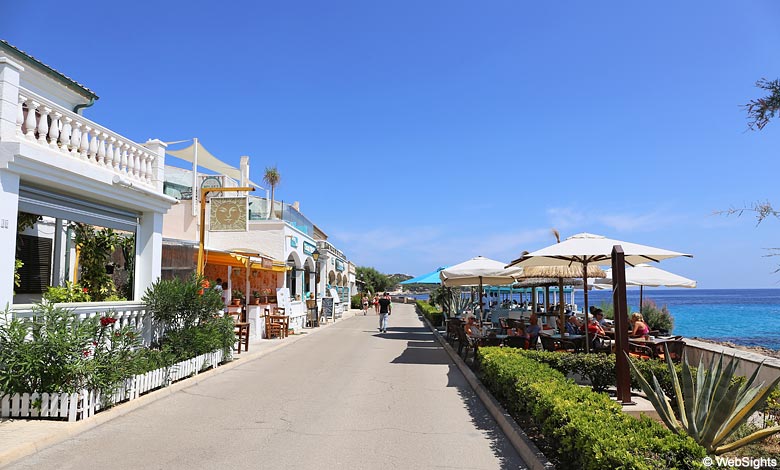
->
[373,294,380,315]
[378,292,392,333]
[361,294,369,315]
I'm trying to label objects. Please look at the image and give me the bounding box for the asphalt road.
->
[6,304,527,470]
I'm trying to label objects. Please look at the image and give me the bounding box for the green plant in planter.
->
[43,282,92,303]
[74,223,122,301]
[628,346,780,455]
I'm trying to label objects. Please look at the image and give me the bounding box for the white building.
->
[0,41,174,308]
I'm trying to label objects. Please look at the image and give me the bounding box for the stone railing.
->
[14,88,158,188]
[11,301,159,347]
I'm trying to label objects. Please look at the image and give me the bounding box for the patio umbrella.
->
[593,263,697,312]
[400,266,448,285]
[440,256,521,317]
[507,232,692,352]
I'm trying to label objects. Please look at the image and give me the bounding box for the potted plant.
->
[261,287,274,303]
[231,289,244,306]
[251,290,261,305]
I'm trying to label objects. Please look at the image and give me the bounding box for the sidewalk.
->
[0,309,358,468]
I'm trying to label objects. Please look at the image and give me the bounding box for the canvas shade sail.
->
[167,141,260,188]
[440,256,521,287]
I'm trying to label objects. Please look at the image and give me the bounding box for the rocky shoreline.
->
[690,337,780,359]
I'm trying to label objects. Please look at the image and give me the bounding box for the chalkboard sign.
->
[322,297,334,320]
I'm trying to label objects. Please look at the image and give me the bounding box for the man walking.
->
[378,292,392,333]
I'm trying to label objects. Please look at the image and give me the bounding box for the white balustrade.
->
[13,88,158,188]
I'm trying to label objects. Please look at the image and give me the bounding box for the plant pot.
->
[231,299,241,306]
[251,298,260,305]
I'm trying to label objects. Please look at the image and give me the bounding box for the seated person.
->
[565,315,583,335]
[629,312,650,338]
[586,316,606,337]
[594,309,609,328]
[525,313,541,337]
[464,315,483,338]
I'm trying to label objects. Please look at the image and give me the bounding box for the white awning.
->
[167,141,261,188]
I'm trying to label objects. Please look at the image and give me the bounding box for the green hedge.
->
[351,294,362,309]
[479,347,706,469]
[415,300,444,327]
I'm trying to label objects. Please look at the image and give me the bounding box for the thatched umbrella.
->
[517,263,606,341]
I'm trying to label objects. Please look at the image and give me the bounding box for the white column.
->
[51,218,67,287]
[143,139,167,192]
[0,170,20,308]
[134,210,163,300]
[0,57,23,141]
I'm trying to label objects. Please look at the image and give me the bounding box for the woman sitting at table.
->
[464,315,483,338]
[629,312,650,338]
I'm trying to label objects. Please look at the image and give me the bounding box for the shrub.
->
[143,274,224,333]
[43,282,92,303]
[161,315,236,361]
[415,300,444,327]
[479,347,707,469]
[351,294,362,309]
[641,299,674,333]
[0,304,141,397]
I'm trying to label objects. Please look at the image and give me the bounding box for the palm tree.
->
[263,166,281,219]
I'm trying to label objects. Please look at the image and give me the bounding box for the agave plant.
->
[627,346,780,455]
[440,288,473,318]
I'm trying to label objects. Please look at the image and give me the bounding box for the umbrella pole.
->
[479,277,484,322]
[583,262,590,353]
[639,285,644,314]
[558,277,565,336]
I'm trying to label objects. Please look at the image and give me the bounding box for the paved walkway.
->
[1,304,528,469]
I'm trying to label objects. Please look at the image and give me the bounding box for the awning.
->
[203,249,287,272]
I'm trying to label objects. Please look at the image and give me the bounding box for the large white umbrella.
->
[507,233,692,352]
[440,256,521,317]
[593,263,697,312]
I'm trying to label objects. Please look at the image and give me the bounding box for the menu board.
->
[276,287,293,314]
[322,297,334,320]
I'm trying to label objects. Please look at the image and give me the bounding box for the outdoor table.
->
[629,336,680,358]
[540,332,587,351]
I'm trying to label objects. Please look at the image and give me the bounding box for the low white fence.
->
[11,301,160,347]
[0,349,227,422]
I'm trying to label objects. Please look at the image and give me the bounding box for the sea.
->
[412,289,780,350]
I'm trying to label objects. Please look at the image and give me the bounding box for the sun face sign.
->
[210,197,247,231]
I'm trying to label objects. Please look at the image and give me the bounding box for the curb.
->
[418,314,554,470]
[0,310,357,468]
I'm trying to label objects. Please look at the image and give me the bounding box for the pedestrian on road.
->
[378,292,392,333]
[373,294,380,314]
[361,294,369,315]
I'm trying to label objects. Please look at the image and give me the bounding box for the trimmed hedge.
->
[415,300,444,327]
[479,347,707,469]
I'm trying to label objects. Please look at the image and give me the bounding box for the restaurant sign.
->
[303,241,316,255]
[289,236,298,248]
[335,259,345,272]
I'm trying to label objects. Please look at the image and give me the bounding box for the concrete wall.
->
[684,338,780,385]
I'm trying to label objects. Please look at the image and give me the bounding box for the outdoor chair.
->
[264,313,284,339]
[227,312,250,353]
[592,334,614,354]
[498,317,509,335]
[446,318,463,344]
[628,342,654,360]
[540,335,576,353]
[655,340,686,363]
[456,325,477,361]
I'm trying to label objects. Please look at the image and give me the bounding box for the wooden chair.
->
[592,334,614,354]
[456,325,478,360]
[264,313,284,339]
[227,312,250,353]
[271,307,289,338]
[446,318,463,344]
[628,342,654,360]
[656,340,686,363]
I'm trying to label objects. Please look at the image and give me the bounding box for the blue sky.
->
[5,1,780,288]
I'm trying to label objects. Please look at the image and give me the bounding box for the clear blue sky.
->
[5,1,780,288]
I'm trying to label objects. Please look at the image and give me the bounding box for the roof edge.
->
[0,40,99,101]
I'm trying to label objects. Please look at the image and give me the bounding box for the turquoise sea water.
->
[414,289,780,350]
[581,288,780,350]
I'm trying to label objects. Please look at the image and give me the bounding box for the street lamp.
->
[311,248,320,327]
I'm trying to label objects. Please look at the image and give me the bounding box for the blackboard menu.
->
[322,297,334,319]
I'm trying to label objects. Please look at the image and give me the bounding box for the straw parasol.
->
[440,256,520,318]
[517,259,606,340]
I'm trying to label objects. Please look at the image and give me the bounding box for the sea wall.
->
[684,339,780,384]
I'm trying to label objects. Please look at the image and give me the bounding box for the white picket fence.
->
[0,349,227,422]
